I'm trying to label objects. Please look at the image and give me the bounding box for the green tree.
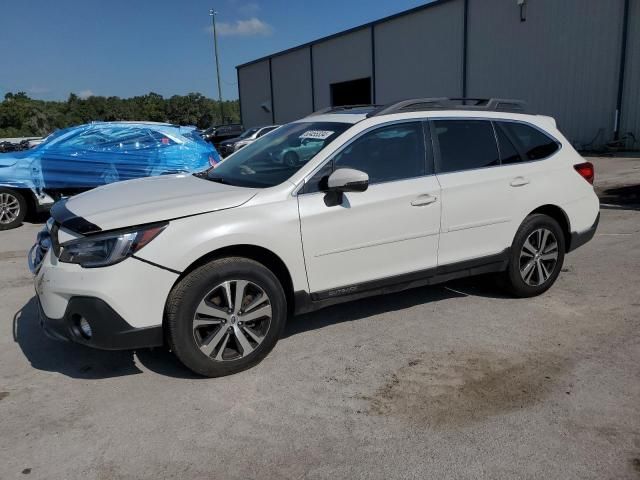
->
[0,92,240,138]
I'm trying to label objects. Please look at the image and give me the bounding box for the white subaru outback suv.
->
[30,98,599,377]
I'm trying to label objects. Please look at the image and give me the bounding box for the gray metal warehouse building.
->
[236,0,639,149]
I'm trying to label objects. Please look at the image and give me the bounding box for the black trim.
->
[494,121,525,163]
[462,0,469,99]
[268,57,275,124]
[236,0,455,69]
[309,45,316,111]
[132,255,181,275]
[50,199,102,235]
[614,0,630,140]
[237,67,243,126]
[370,25,376,104]
[422,121,435,175]
[567,212,599,253]
[294,249,510,314]
[38,296,164,350]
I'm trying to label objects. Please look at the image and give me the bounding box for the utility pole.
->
[209,8,224,124]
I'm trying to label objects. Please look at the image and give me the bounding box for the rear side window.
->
[258,127,278,137]
[433,120,499,173]
[498,122,559,160]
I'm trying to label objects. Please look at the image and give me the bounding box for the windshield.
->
[203,121,351,188]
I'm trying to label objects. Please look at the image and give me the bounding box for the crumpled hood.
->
[61,173,257,232]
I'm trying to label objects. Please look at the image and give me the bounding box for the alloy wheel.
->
[0,192,21,225]
[519,228,559,286]
[192,279,272,361]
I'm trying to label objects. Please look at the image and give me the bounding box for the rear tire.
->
[166,257,287,377]
[0,188,27,231]
[503,214,565,297]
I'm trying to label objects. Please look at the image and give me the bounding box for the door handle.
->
[411,194,438,206]
[510,176,530,187]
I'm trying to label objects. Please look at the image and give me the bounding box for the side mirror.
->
[327,168,369,193]
[323,168,369,207]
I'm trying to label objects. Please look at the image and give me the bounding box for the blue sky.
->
[0,0,428,101]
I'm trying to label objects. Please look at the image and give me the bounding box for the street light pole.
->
[209,8,224,124]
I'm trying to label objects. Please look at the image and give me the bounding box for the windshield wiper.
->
[207,176,230,185]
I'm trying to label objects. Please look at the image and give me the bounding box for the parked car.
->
[201,124,244,147]
[0,141,17,153]
[30,98,599,377]
[0,139,34,153]
[217,125,280,157]
[27,137,46,148]
[0,121,219,230]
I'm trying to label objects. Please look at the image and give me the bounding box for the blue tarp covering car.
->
[0,121,220,230]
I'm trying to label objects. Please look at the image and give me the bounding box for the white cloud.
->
[27,86,51,94]
[238,2,260,15]
[215,17,272,36]
[78,89,94,99]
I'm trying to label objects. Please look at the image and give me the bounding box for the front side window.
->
[499,122,559,160]
[238,128,259,140]
[333,122,427,184]
[205,122,351,188]
[433,120,499,173]
[304,122,428,193]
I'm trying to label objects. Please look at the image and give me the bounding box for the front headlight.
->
[58,223,167,268]
[234,141,249,151]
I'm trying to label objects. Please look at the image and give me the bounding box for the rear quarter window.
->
[498,122,559,160]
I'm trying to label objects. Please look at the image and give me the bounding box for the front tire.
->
[0,188,27,231]
[504,214,565,297]
[166,257,287,377]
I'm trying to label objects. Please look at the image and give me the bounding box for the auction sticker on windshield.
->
[300,130,334,140]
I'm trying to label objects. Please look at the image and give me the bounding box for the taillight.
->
[574,161,594,185]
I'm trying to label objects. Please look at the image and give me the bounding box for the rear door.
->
[298,121,441,294]
[432,119,516,266]
[493,120,562,224]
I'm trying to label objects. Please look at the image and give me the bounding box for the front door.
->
[298,121,441,294]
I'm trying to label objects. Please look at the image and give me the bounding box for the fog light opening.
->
[78,317,93,339]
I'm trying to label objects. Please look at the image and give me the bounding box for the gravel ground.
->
[0,157,639,479]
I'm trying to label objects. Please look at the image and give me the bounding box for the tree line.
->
[0,92,240,138]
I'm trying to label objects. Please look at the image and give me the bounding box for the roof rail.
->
[367,98,529,117]
[307,104,379,117]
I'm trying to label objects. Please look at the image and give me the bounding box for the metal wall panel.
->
[311,28,372,109]
[621,0,640,145]
[238,60,273,128]
[374,0,464,103]
[467,0,625,147]
[271,47,313,124]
